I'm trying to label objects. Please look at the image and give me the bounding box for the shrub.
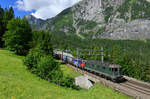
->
[37,56,63,82]
[60,76,80,90]
[23,48,45,71]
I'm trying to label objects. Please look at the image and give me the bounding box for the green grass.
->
[60,65,82,78]
[0,50,131,99]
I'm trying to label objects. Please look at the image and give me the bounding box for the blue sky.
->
[0,0,32,18]
[0,0,81,19]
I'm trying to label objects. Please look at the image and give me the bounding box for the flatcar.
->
[54,50,124,82]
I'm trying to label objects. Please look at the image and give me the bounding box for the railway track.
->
[119,82,150,96]
[66,63,150,99]
[128,80,150,90]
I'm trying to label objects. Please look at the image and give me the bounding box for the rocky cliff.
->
[25,0,150,40]
[25,15,52,30]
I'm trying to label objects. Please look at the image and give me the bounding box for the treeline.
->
[0,6,14,48]
[0,6,79,89]
[51,33,150,82]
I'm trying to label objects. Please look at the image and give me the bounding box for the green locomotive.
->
[84,60,124,82]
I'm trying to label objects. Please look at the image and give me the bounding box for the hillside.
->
[25,0,150,40]
[0,50,130,99]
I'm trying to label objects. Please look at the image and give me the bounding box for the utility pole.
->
[101,47,104,63]
[62,50,63,61]
[77,48,79,60]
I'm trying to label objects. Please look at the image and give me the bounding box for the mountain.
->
[24,15,53,30]
[25,0,150,40]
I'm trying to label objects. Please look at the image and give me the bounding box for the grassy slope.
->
[0,50,131,99]
[60,64,82,78]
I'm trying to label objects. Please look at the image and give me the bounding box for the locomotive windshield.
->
[110,67,122,76]
[112,68,118,72]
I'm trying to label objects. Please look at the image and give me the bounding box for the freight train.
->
[54,50,124,82]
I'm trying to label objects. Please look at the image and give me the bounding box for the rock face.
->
[25,15,44,26]
[100,19,150,40]
[26,0,150,40]
[73,0,125,23]
[72,0,150,39]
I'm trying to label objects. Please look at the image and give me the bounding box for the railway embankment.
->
[124,76,150,87]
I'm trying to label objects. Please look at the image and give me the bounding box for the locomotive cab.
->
[109,64,124,82]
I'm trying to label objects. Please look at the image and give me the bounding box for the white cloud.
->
[15,0,81,19]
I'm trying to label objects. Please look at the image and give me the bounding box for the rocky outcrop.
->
[25,15,52,30]
[25,15,44,26]
[100,19,150,40]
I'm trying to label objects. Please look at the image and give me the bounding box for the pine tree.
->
[112,45,121,63]
[36,31,53,56]
[8,7,14,20]
[3,7,14,21]
[0,5,4,47]
[0,6,14,47]
[3,7,14,29]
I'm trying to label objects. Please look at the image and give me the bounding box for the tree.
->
[0,5,4,47]
[36,31,53,56]
[112,45,121,63]
[2,18,32,55]
[3,7,14,24]
[8,7,14,20]
[3,7,14,31]
[0,6,14,47]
